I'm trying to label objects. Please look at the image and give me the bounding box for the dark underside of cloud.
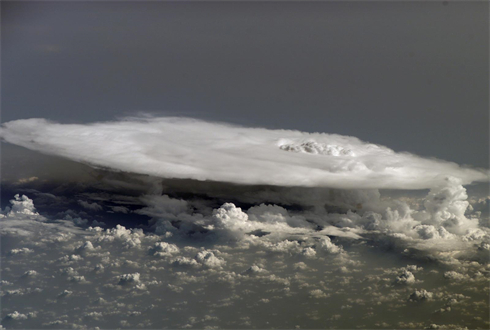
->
[1,117,489,329]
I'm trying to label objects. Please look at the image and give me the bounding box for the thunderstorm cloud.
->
[0,117,487,189]
[1,117,489,329]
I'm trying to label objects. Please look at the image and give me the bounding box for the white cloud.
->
[195,250,226,269]
[395,270,416,285]
[443,271,470,282]
[5,311,28,320]
[94,225,145,249]
[317,236,342,254]
[415,225,454,240]
[9,248,34,256]
[0,194,42,220]
[0,117,487,189]
[408,289,433,301]
[301,247,317,259]
[117,273,141,285]
[57,290,73,298]
[1,194,488,329]
[309,289,329,298]
[243,265,266,275]
[77,241,96,251]
[21,270,38,278]
[149,242,180,257]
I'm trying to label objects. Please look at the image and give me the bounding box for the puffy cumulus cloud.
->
[3,180,489,270]
[309,289,329,298]
[75,241,99,255]
[195,250,226,268]
[4,311,28,320]
[57,289,73,298]
[117,273,141,285]
[93,225,145,249]
[211,203,251,239]
[0,195,86,238]
[443,271,471,282]
[0,194,42,220]
[21,270,38,278]
[317,237,342,254]
[1,195,489,329]
[408,289,433,301]
[124,180,489,272]
[395,270,416,285]
[414,177,478,235]
[149,242,180,257]
[0,117,487,189]
[243,265,267,275]
[137,195,321,242]
[247,204,307,228]
[8,248,34,256]
[415,225,454,240]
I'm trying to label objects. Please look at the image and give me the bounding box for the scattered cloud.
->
[0,193,488,328]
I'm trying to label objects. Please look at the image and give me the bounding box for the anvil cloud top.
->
[1,117,487,189]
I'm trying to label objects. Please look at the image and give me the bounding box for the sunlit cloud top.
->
[0,117,487,189]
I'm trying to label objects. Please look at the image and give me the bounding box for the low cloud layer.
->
[1,194,489,329]
[0,117,487,189]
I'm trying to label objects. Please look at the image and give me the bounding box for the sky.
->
[2,1,488,168]
[1,2,489,329]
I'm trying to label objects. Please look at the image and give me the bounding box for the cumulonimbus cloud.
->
[0,117,487,189]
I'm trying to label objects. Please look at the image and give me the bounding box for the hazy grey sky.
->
[2,1,488,168]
